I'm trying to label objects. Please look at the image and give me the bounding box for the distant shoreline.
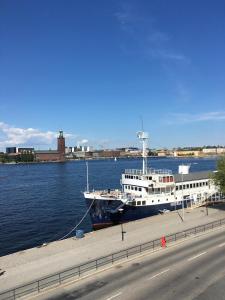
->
[0,155,220,165]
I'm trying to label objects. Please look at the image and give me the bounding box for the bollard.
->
[161,236,166,248]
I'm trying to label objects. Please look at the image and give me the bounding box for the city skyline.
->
[1,0,225,151]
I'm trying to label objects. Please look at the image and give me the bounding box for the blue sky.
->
[1,0,225,150]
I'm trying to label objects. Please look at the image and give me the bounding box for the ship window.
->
[152,200,154,203]
[193,183,196,188]
[166,199,168,201]
[142,201,146,205]
[139,187,142,191]
[199,182,202,187]
[206,181,208,186]
[136,176,138,179]
[131,186,134,190]
[179,185,182,190]
[176,186,178,190]
[187,184,189,189]
[190,184,192,188]
[158,199,160,202]
[196,183,199,187]
[135,187,137,191]
[137,201,141,205]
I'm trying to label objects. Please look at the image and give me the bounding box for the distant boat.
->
[114,157,117,162]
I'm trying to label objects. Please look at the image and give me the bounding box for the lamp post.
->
[178,164,190,222]
[120,223,126,241]
[119,208,126,242]
[181,172,184,221]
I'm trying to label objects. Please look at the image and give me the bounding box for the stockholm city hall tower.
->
[57,130,65,161]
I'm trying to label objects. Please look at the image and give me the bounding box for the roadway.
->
[35,227,225,300]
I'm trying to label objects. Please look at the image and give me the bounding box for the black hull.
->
[85,198,188,230]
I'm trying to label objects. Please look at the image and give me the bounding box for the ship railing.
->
[2,217,225,300]
[125,168,172,175]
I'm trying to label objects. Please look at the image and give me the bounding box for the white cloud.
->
[0,122,73,150]
[166,112,225,124]
[114,3,189,64]
[77,139,88,146]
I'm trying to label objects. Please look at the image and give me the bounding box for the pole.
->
[182,172,184,221]
[86,162,89,192]
[121,223,126,241]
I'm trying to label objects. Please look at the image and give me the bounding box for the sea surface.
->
[0,157,217,257]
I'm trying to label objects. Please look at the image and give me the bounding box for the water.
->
[0,157,217,257]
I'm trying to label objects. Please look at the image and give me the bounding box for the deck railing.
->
[125,168,172,176]
[1,217,225,300]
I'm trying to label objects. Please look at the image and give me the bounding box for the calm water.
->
[0,157,217,257]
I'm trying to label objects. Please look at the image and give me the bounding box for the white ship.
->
[84,132,223,229]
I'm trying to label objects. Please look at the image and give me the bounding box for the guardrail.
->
[1,217,225,300]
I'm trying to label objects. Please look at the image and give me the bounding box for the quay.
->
[1,205,225,293]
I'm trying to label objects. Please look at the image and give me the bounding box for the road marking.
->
[148,269,170,280]
[106,292,122,300]
[188,252,207,261]
[218,242,225,248]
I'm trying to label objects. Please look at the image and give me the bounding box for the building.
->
[6,147,17,154]
[202,148,217,155]
[18,148,34,154]
[173,150,200,157]
[57,130,65,161]
[35,131,65,162]
[216,148,225,154]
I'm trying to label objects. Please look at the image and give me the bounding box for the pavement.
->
[36,226,225,300]
[1,204,225,293]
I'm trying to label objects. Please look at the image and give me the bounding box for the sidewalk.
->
[1,204,225,292]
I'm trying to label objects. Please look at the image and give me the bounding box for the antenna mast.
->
[137,131,149,174]
[86,161,89,192]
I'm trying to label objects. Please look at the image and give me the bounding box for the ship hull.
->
[85,198,189,230]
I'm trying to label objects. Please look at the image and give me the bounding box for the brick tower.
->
[57,130,65,161]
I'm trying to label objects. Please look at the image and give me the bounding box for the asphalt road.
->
[36,228,225,300]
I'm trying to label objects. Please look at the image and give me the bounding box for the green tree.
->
[212,156,225,194]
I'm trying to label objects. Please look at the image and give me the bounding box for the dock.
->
[1,204,225,293]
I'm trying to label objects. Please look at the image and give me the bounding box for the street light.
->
[178,165,190,222]
[120,223,126,241]
[119,208,126,241]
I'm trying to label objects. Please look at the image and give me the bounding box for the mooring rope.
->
[57,197,95,241]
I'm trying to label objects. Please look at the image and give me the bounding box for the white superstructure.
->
[85,132,222,209]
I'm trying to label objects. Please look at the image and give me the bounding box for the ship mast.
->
[137,131,149,174]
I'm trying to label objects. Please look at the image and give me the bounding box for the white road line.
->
[106,292,122,300]
[188,252,207,261]
[218,242,225,248]
[148,269,170,280]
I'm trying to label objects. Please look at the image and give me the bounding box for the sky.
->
[1,0,225,151]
